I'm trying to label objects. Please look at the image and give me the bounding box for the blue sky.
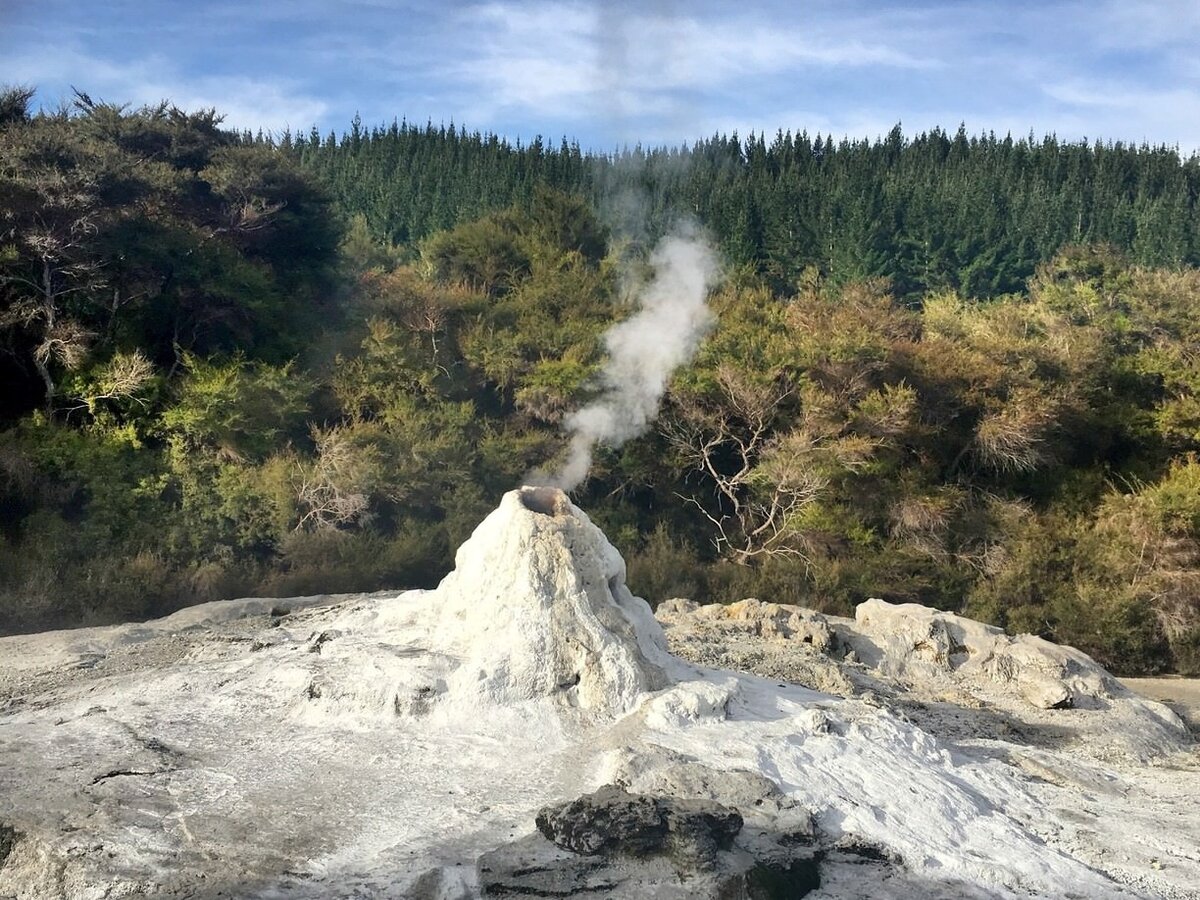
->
[3,0,1199,152]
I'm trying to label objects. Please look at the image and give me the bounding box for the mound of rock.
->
[434,486,672,717]
[656,598,855,696]
[658,595,1191,761]
[852,598,1114,709]
[535,784,743,862]
[476,784,825,900]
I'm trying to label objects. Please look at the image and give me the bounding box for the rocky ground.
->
[1,487,1197,899]
[656,597,1200,899]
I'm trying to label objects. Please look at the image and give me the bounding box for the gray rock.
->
[658,595,1192,759]
[478,838,625,898]
[534,784,742,868]
[655,598,700,619]
[1020,677,1073,710]
[743,856,823,899]
[480,819,825,900]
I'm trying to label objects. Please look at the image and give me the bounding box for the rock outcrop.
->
[535,784,743,863]
[478,784,824,900]
[850,597,1128,711]
[659,594,1191,761]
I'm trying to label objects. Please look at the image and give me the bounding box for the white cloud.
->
[157,79,329,134]
[6,0,1200,153]
[7,44,328,133]
[1039,80,1200,150]
[1091,0,1200,50]
[450,0,935,128]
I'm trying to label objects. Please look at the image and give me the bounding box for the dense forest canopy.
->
[289,117,1200,298]
[2,88,1200,677]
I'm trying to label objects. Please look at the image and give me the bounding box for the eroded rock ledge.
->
[657,596,1190,761]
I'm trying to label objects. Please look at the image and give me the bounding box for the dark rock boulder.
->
[534,784,742,867]
[744,857,823,899]
[478,784,843,898]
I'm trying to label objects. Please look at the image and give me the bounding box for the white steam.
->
[542,225,721,490]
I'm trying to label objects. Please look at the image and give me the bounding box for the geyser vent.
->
[518,485,570,517]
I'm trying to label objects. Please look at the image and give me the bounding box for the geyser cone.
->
[434,486,672,716]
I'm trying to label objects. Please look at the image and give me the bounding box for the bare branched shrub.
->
[664,367,833,564]
[69,350,154,414]
[0,554,64,632]
[952,493,1030,576]
[890,489,961,562]
[1146,555,1200,643]
[0,441,37,495]
[229,198,286,232]
[294,426,378,531]
[35,318,94,371]
[1107,464,1200,644]
[99,350,153,395]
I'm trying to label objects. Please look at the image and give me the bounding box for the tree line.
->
[288,117,1199,299]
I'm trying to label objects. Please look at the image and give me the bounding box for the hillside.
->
[291,119,1200,298]
[1,90,1199,675]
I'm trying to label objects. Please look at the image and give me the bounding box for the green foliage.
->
[0,94,338,417]
[625,525,708,609]
[526,186,609,266]
[1139,460,1200,534]
[258,524,448,598]
[0,86,34,126]
[1173,629,1200,676]
[161,355,312,460]
[5,93,1200,675]
[340,212,407,273]
[422,213,530,296]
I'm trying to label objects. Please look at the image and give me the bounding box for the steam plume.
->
[542,223,720,490]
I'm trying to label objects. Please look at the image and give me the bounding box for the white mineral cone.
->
[433,486,674,717]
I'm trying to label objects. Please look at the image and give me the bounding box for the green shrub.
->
[625,525,707,607]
